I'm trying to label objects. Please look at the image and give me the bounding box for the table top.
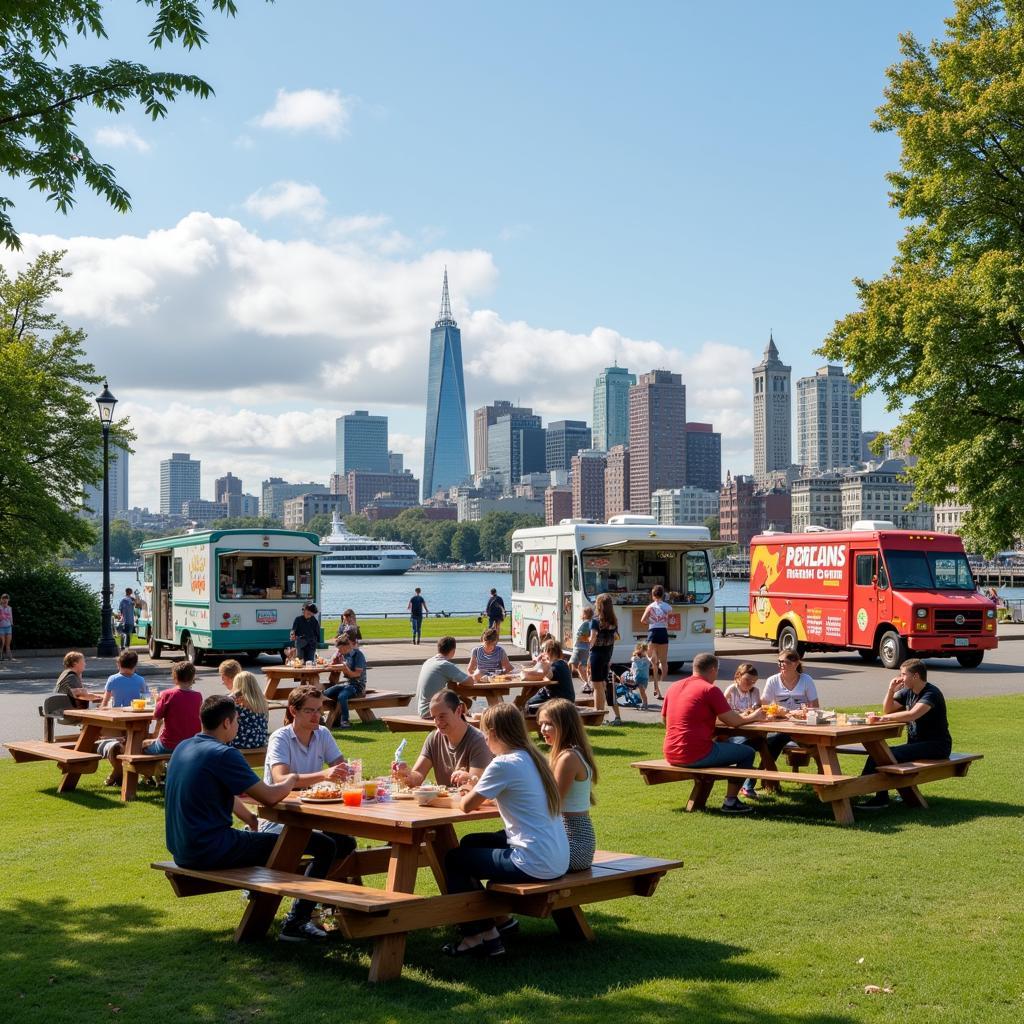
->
[456,677,548,692]
[258,792,500,831]
[263,664,336,677]
[717,718,905,742]
[65,706,154,724]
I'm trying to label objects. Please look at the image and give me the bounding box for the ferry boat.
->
[319,513,417,575]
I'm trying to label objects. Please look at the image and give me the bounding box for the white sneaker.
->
[279,920,328,943]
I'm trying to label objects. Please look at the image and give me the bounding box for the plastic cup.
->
[362,779,377,799]
[131,698,147,711]
[342,787,362,807]
[348,758,362,783]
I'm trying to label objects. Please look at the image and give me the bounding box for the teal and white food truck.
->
[136,529,323,665]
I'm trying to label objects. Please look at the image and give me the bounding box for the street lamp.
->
[95,381,119,657]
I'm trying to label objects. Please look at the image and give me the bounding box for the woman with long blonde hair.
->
[229,670,270,750]
[443,703,569,959]
[537,699,598,871]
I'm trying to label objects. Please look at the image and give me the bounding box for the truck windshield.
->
[884,551,975,591]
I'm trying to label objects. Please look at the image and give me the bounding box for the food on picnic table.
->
[303,781,345,800]
[788,707,808,721]
[762,702,785,718]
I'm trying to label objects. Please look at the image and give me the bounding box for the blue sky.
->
[2,1,950,507]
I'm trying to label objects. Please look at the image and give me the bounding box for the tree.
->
[422,521,457,563]
[450,523,481,563]
[0,1,267,250]
[0,251,133,569]
[304,513,333,537]
[819,0,1024,553]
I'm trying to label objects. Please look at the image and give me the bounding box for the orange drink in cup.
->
[131,698,147,711]
[362,779,377,800]
[342,787,363,806]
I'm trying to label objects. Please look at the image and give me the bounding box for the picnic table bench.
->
[321,690,413,727]
[380,706,607,734]
[120,747,269,780]
[151,796,681,982]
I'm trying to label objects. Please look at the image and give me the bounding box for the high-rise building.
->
[752,334,792,486]
[160,452,200,515]
[571,449,606,521]
[473,400,516,476]
[545,420,592,474]
[335,410,389,475]
[84,442,130,517]
[651,487,720,527]
[487,409,545,492]
[684,423,722,492]
[347,469,420,516]
[214,472,243,504]
[604,444,630,519]
[628,370,686,514]
[422,269,471,499]
[544,485,573,526]
[592,365,636,451]
[388,451,404,474]
[260,478,327,520]
[282,492,348,530]
[226,493,260,518]
[796,365,862,473]
[719,472,759,550]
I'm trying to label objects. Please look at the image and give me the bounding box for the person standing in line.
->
[589,593,620,725]
[408,587,428,645]
[484,588,506,633]
[290,603,320,664]
[639,585,672,701]
[117,587,137,651]
[0,593,12,660]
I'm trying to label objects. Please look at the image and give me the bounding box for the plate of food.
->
[300,781,346,803]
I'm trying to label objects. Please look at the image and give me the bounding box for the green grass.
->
[2,697,1021,1022]
[321,615,501,641]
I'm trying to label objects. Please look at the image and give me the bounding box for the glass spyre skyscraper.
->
[422,269,471,499]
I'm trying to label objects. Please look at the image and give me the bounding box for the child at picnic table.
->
[467,627,513,678]
[95,650,150,787]
[726,663,764,802]
[442,702,570,959]
[143,661,202,756]
[525,639,577,711]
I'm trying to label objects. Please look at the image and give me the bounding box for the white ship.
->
[319,513,417,575]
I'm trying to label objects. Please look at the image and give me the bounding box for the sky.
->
[0,0,953,509]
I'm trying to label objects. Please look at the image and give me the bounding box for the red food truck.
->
[748,521,997,669]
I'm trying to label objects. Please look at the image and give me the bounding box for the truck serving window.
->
[511,554,525,594]
[685,551,713,604]
[884,551,974,591]
[218,555,314,599]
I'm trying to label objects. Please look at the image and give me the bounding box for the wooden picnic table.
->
[64,706,155,802]
[451,675,550,709]
[262,663,338,699]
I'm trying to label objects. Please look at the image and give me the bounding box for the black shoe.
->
[442,935,505,958]
[721,799,753,814]
[858,795,891,810]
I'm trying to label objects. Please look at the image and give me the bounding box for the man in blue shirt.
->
[117,588,137,651]
[164,694,342,942]
[407,588,428,645]
[322,635,367,728]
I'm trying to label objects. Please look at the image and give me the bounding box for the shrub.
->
[0,563,100,650]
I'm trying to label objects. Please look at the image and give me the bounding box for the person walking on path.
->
[484,588,506,633]
[408,587,428,645]
[0,593,12,660]
[117,588,137,651]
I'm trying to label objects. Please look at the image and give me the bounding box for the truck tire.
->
[777,624,804,657]
[182,633,205,667]
[956,651,984,669]
[147,628,163,659]
[877,629,907,670]
[527,628,539,659]
[857,648,877,664]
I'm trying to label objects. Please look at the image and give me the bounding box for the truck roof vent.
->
[606,514,657,525]
[804,525,834,533]
[559,518,595,525]
[852,520,896,531]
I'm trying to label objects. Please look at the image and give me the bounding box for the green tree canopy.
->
[820,0,1024,553]
[0,1,265,250]
[0,250,132,569]
[450,523,481,563]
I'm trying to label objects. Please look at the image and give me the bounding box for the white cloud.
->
[255,88,351,136]
[94,125,151,153]
[243,181,327,222]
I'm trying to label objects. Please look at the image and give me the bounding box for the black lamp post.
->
[95,381,119,657]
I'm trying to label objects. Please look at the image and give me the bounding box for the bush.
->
[0,562,100,650]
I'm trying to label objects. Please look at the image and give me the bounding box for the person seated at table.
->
[54,650,104,708]
[415,635,483,718]
[219,658,242,692]
[858,659,952,810]
[755,651,821,787]
[164,694,337,944]
[322,634,367,729]
[726,663,764,801]
[258,686,357,907]
[525,639,576,711]
[467,627,513,678]
[100,649,147,708]
[662,652,763,814]
[537,698,598,871]
[227,670,270,750]
[143,660,202,756]
[442,703,570,958]
[519,633,554,681]
[394,690,493,789]
[290,603,321,665]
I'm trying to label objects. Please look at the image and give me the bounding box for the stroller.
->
[613,670,644,709]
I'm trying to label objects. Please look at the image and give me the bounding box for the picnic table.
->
[65,706,154,802]
[262,664,337,699]
[451,675,550,709]
[634,717,983,825]
[153,791,682,981]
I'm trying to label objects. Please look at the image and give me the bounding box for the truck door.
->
[852,551,880,647]
[559,551,573,644]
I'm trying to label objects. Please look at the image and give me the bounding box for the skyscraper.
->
[84,443,129,517]
[684,423,722,492]
[422,269,471,499]
[752,333,792,486]
[160,453,200,515]
[336,410,389,474]
[628,370,686,514]
[571,449,606,521]
[473,400,515,476]
[545,420,592,473]
[215,472,242,504]
[592,365,636,451]
[796,365,862,473]
[488,409,545,492]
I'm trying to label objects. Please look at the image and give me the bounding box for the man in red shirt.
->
[662,652,763,813]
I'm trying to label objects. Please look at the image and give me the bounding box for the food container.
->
[847,715,867,725]
[413,786,440,806]
[131,698,147,711]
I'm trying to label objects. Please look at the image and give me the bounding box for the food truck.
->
[748,522,998,668]
[136,528,323,665]
[510,515,728,665]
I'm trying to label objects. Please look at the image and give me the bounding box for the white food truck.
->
[510,515,727,666]
[136,528,323,665]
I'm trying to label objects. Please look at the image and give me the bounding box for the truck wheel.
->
[877,630,907,670]
[857,648,877,664]
[182,633,205,667]
[956,651,984,669]
[147,629,163,659]
[527,628,539,659]
[777,625,804,657]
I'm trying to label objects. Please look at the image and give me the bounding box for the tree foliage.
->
[0,250,132,569]
[820,0,1024,553]
[0,1,266,250]
[0,562,101,649]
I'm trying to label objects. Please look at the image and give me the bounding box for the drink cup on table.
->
[342,787,362,807]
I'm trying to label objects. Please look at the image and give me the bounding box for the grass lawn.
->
[1,696,1021,1023]
[321,615,503,642]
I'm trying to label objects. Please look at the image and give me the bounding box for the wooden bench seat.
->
[121,747,267,777]
[5,740,102,772]
[875,752,982,776]
[321,690,413,726]
[380,707,606,734]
